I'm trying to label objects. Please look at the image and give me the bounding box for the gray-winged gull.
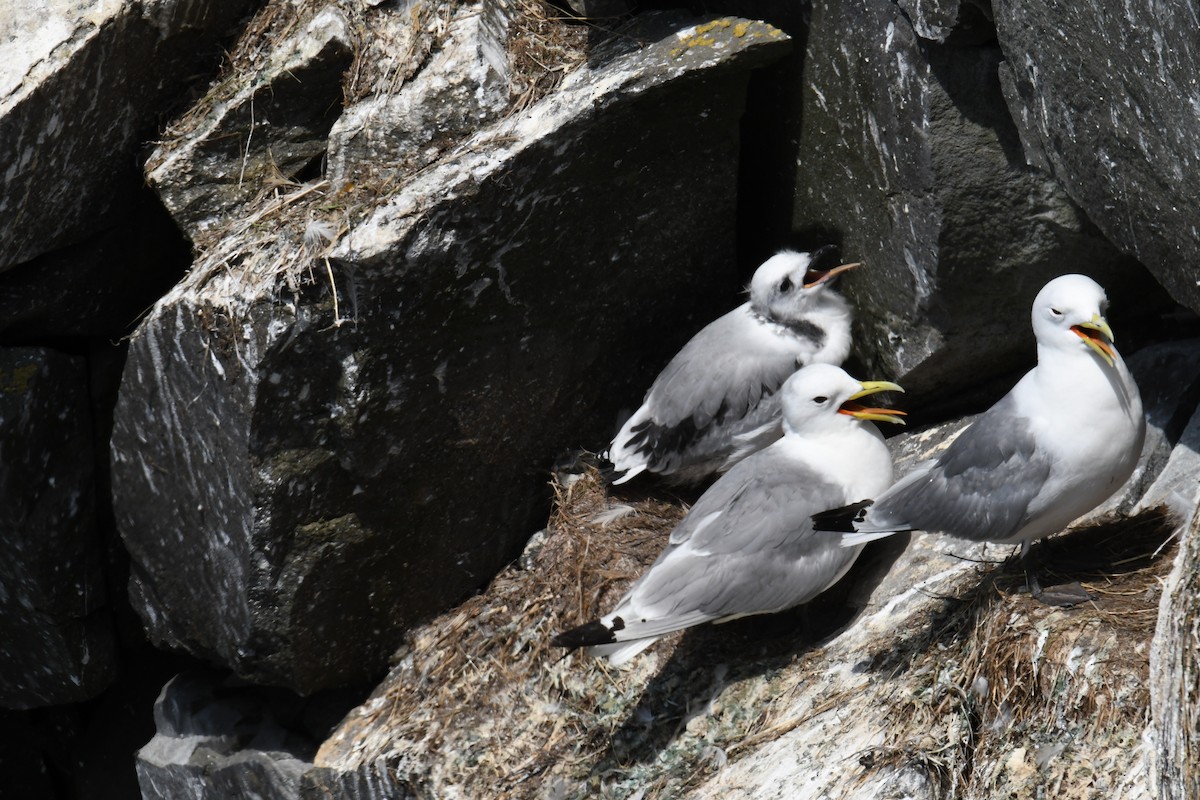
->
[555,363,905,665]
[607,247,858,485]
[813,274,1145,601]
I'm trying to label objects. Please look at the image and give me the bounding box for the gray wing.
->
[621,451,859,627]
[869,394,1051,542]
[611,308,811,477]
[645,306,807,428]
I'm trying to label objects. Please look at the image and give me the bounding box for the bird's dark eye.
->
[1049,307,1063,317]
[779,277,793,293]
[813,395,828,404]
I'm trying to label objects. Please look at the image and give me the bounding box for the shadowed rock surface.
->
[4,0,1200,796]
[787,0,1153,411]
[0,347,114,707]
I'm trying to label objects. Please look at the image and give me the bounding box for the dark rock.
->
[896,0,965,41]
[0,710,56,798]
[0,0,257,269]
[562,0,631,18]
[135,671,326,800]
[0,347,115,708]
[325,3,511,196]
[1149,408,1200,800]
[1135,383,1200,523]
[0,189,191,341]
[993,0,1200,316]
[789,0,1146,411]
[112,11,792,692]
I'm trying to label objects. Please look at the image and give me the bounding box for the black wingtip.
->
[551,617,622,649]
[812,500,874,533]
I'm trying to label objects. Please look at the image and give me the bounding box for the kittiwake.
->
[606,247,859,485]
[555,363,905,665]
[813,274,1145,601]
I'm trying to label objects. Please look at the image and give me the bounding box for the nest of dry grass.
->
[857,508,1177,796]
[317,469,1178,799]
[508,0,589,114]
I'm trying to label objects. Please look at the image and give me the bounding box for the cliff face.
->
[2,0,1198,797]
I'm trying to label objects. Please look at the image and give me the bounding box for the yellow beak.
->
[803,261,861,288]
[1072,314,1116,368]
[839,380,907,425]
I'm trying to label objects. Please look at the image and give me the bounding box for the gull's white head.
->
[780,363,906,436]
[748,247,858,326]
[1031,274,1117,367]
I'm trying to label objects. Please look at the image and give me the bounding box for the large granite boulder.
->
[0,347,115,708]
[111,4,791,693]
[787,0,1153,410]
[993,0,1200,317]
[0,0,257,269]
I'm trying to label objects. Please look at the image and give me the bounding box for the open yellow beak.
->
[839,380,907,425]
[803,261,861,288]
[1072,314,1116,368]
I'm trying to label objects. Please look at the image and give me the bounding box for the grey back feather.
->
[622,450,857,626]
[871,395,1050,541]
[644,308,810,427]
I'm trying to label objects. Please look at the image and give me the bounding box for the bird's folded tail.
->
[610,463,647,485]
[587,638,658,667]
[812,499,909,548]
[552,622,662,667]
[554,608,712,665]
[811,499,875,532]
[552,619,620,649]
[552,616,658,665]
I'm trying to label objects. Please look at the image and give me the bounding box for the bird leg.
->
[1018,540,1093,607]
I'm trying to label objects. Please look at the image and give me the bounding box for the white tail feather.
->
[588,637,659,666]
[611,463,647,485]
[839,530,898,548]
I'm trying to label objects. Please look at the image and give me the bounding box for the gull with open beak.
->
[556,364,905,665]
[813,274,1145,603]
[608,247,860,485]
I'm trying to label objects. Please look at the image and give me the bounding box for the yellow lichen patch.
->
[693,18,732,34]
[733,21,751,38]
[671,17,735,55]
[0,362,40,394]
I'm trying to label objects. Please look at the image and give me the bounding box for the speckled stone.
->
[994,0,1200,317]
[788,0,1147,411]
[0,0,258,270]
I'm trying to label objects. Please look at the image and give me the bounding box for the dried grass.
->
[856,508,1177,796]
[316,470,1178,799]
[508,0,589,115]
[147,0,593,326]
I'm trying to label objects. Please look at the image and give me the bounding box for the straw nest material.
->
[317,464,1176,799]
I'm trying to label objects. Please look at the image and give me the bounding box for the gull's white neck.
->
[780,421,894,500]
[1031,341,1140,422]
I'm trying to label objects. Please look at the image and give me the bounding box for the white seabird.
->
[555,364,905,665]
[607,247,858,485]
[813,274,1146,600]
